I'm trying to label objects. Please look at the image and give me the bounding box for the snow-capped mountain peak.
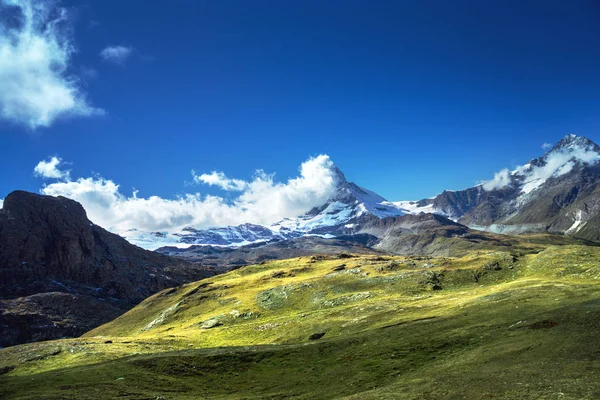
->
[550,134,600,154]
[511,134,600,195]
[271,166,405,234]
[122,164,406,249]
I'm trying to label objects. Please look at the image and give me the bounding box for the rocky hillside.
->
[357,213,515,256]
[0,191,213,347]
[413,135,600,241]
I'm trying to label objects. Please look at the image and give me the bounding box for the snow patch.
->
[566,210,584,234]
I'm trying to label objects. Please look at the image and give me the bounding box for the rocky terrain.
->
[0,191,214,347]
[413,135,600,241]
[158,214,538,264]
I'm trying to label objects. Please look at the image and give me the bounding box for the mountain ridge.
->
[125,134,600,250]
[410,134,600,241]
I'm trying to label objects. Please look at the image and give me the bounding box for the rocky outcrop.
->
[0,191,213,347]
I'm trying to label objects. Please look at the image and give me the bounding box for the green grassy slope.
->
[1,246,600,399]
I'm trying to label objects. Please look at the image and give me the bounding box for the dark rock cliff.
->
[0,191,213,347]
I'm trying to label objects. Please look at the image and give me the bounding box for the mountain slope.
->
[410,135,600,241]
[2,246,600,399]
[0,191,213,347]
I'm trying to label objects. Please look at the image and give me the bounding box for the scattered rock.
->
[270,271,287,279]
[239,311,260,319]
[200,319,222,329]
[376,262,400,272]
[332,264,346,271]
[421,271,444,290]
[308,332,326,341]
[337,253,355,259]
[484,261,503,271]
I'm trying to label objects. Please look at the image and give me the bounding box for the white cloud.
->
[520,148,599,194]
[34,156,70,180]
[482,168,511,191]
[99,45,134,64]
[0,198,3,209]
[0,0,102,129]
[541,142,553,151]
[39,155,338,233]
[192,171,248,191]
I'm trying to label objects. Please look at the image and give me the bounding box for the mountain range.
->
[125,134,600,257]
[2,134,599,347]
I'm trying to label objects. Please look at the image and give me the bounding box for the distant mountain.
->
[125,167,406,249]
[157,234,381,269]
[0,191,213,347]
[357,213,519,256]
[408,134,600,241]
[124,134,600,251]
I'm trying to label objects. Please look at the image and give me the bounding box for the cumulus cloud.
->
[0,0,102,129]
[482,168,511,191]
[541,142,553,151]
[99,45,134,64]
[192,171,249,191]
[38,155,339,233]
[0,198,3,209]
[33,156,70,180]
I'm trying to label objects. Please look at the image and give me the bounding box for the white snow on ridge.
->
[120,229,197,251]
[272,201,355,232]
[393,200,437,215]
[344,183,406,218]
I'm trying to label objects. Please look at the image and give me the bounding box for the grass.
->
[1,245,600,399]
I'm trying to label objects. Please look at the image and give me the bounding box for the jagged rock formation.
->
[0,191,213,347]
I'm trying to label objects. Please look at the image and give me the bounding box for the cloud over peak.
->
[481,137,600,193]
[38,154,339,233]
[0,0,102,129]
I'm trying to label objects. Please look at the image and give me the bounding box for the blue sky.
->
[1,0,599,225]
